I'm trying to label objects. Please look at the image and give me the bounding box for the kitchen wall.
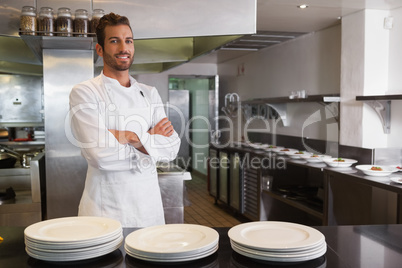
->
[341,8,402,149]
[136,25,342,157]
[387,7,402,146]
[217,24,341,145]
[146,9,402,152]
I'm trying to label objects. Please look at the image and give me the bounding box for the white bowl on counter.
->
[300,154,332,163]
[355,165,399,177]
[390,177,402,184]
[266,146,284,152]
[272,148,296,155]
[248,143,270,150]
[286,151,311,159]
[323,158,357,168]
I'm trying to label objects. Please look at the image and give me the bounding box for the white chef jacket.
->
[69,73,181,227]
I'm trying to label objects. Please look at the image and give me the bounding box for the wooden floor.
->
[183,172,248,227]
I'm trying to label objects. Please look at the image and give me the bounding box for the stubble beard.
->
[103,51,134,71]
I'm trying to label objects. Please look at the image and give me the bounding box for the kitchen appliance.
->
[0,145,22,168]
[0,152,17,169]
[0,128,8,141]
[0,152,45,226]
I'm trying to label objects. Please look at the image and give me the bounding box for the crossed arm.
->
[108,117,174,155]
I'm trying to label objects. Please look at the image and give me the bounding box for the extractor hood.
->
[0,0,257,76]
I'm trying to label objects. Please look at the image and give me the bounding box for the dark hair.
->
[96,12,132,49]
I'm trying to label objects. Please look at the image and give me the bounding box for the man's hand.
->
[148,117,174,137]
[108,118,174,155]
[108,129,148,154]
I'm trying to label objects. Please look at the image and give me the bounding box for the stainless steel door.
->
[219,151,229,204]
[43,49,93,219]
[230,152,242,211]
[209,148,218,200]
[168,90,190,168]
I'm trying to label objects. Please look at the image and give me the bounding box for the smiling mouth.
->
[116,55,130,59]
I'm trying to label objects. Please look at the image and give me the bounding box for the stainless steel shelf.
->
[355,94,402,134]
[356,94,402,101]
[20,35,97,63]
[242,94,340,126]
[262,189,324,219]
[242,94,340,105]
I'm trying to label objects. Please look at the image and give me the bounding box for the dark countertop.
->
[210,144,402,194]
[1,224,402,267]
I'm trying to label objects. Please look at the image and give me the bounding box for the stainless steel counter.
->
[157,163,191,224]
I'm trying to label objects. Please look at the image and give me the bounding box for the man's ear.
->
[95,43,103,57]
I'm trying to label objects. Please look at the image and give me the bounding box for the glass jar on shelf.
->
[38,7,54,36]
[56,7,73,36]
[90,9,105,34]
[20,6,37,35]
[74,9,89,37]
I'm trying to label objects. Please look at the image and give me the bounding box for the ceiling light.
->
[297,4,308,9]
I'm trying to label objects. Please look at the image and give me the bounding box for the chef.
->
[69,12,181,227]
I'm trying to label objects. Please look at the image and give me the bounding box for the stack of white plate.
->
[24,216,123,262]
[125,224,219,263]
[228,221,326,263]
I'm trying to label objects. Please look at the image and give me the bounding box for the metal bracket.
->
[318,101,339,123]
[364,100,391,134]
[267,103,288,126]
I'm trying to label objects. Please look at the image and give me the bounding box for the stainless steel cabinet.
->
[242,164,260,220]
[208,148,218,201]
[326,171,399,225]
[218,151,229,204]
[229,152,242,212]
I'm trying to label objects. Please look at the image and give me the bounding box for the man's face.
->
[99,24,135,71]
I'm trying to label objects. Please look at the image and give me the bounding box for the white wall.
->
[362,9,391,148]
[340,10,366,147]
[218,24,341,143]
[341,8,402,149]
[388,7,402,146]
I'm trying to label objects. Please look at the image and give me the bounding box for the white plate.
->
[286,151,311,159]
[24,216,122,243]
[230,240,326,256]
[125,224,219,257]
[25,236,123,262]
[228,221,325,252]
[26,234,123,254]
[273,148,297,155]
[266,146,284,152]
[323,158,357,168]
[25,231,123,249]
[26,235,123,256]
[390,177,402,184]
[355,165,399,177]
[300,154,331,163]
[231,242,327,263]
[125,244,218,262]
